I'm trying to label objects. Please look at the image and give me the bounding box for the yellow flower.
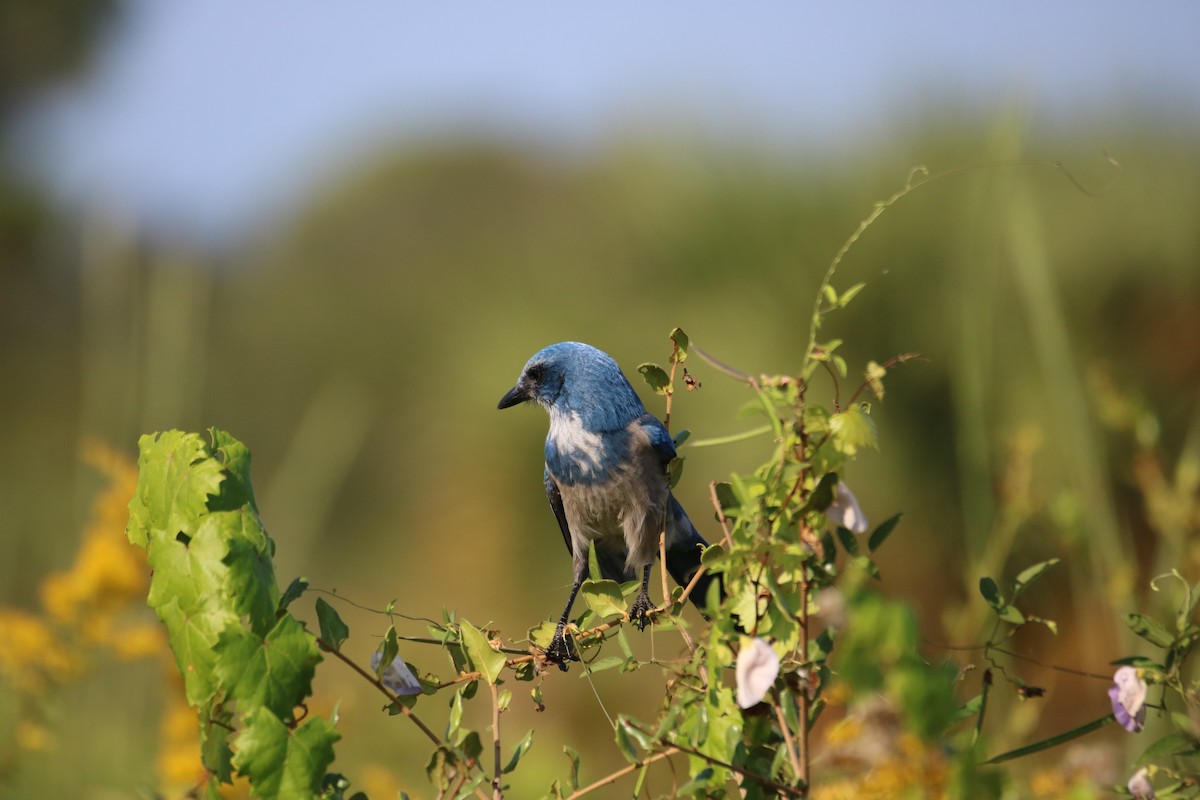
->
[39,439,148,654]
[0,609,80,694]
[14,720,52,752]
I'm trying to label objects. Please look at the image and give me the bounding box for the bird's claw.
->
[628,592,654,632]
[544,626,579,671]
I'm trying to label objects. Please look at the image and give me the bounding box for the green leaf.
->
[839,282,866,307]
[868,513,902,553]
[687,424,774,448]
[677,768,716,796]
[581,656,624,674]
[563,745,581,792]
[527,620,557,649]
[1012,558,1060,597]
[835,526,859,555]
[613,720,639,763]
[700,543,726,566]
[199,707,235,783]
[669,327,689,363]
[712,482,739,513]
[208,428,259,512]
[667,455,685,488]
[278,577,308,614]
[157,598,237,706]
[799,472,839,514]
[580,579,626,619]
[978,578,1025,624]
[128,430,225,547]
[979,577,1002,608]
[222,509,279,634]
[376,626,400,679]
[214,615,320,722]
[315,598,350,650]
[1138,732,1198,764]
[632,763,650,797]
[146,514,231,617]
[502,730,535,773]
[829,405,877,455]
[997,605,1026,625]
[822,284,838,306]
[1125,613,1175,648]
[636,362,671,395]
[232,707,340,798]
[672,428,691,448]
[460,620,506,684]
[984,714,1115,764]
[865,359,887,400]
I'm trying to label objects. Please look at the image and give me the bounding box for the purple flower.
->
[1127,767,1155,799]
[370,650,422,696]
[827,481,868,534]
[1108,666,1147,733]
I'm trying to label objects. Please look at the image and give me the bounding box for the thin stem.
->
[772,696,803,781]
[663,340,679,432]
[400,635,529,656]
[798,575,811,789]
[658,530,671,605]
[708,480,734,549]
[490,682,502,800]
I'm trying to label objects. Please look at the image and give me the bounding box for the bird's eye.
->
[525,363,545,384]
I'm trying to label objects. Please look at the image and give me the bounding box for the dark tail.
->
[664,495,723,611]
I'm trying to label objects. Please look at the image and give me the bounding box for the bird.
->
[498,341,717,668]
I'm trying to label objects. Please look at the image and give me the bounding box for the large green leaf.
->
[128,430,224,547]
[215,615,320,722]
[233,708,340,798]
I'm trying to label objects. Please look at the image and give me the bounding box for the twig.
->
[691,345,752,383]
[664,340,679,432]
[773,696,803,781]
[708,481,734,549]
[563,747,680,799]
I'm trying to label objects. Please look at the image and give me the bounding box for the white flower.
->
[828,481,868,534]
[370,650,422,696]
[736,637,780,709]
[1127,767,1155,799]
[1108,666,1148,733]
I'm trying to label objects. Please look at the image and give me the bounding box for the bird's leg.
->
[545,557,588,670]
[628,564,654,631]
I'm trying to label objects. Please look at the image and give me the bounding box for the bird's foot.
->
[628,591,654,632]
[544,625,579,672]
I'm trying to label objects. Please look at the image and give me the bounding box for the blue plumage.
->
[499,341,715,668]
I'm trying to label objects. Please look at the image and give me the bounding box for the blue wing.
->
[634,413,677,468]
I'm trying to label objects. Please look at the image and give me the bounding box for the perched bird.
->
[498,341,716,667]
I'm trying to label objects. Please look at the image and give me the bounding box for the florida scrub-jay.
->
[498,341,715,667]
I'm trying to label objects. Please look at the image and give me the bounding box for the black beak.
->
[497,383,529,410]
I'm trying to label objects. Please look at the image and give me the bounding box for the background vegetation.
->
[1,3,1198,798]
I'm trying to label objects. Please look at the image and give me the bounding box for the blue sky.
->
[21,1,1200,241]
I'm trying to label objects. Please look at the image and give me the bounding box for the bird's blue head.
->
[497,342,647,431]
